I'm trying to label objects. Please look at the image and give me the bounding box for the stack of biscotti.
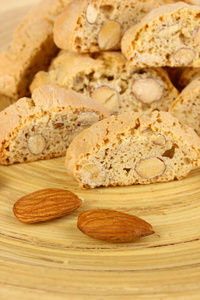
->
[0,0,200,190]
[29,0,180,116]
[50,0,200,188]
[0,0,173,166]
[0,0,174,104]
[48,1,200,135]
[53,0,173,53]
[30,51,179,115]
[120,2,200,138]
[0,0,179,115]
[0,0,110,165]
[0,0,70,101]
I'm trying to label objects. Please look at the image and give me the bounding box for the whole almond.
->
[13,188,82,223]
[77,209,154,243]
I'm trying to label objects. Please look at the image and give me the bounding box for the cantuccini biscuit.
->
[0,0,69,100]
[0,84,109,165]
[169,76,200,135]
[65,111,200,189]
[122,2,200,67]
[53,0,168,53]
[30,51,179,115]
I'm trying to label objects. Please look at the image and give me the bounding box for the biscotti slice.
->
[178,67,200,89]
[65,111,200,189]
[0,0,69,100]
[0,84,109,165]
[0,95,15,112]
[53,0,168,53]
[169,77,200,135]
[30,51,179,115]
[121,2,200,68]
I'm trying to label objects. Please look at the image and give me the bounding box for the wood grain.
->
[0,1,200,299]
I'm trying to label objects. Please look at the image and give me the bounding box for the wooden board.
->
[0,1,200,299]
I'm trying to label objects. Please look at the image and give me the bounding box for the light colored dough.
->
[53,0,168,53]
[30,51,179,115]
[0,0,69,100]
[122,2,200,67]
[66,111,200,189]
[0,84,109,165]
[170,76,200,135]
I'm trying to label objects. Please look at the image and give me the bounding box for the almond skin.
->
[13,188,82,223]
[77,209,154,243]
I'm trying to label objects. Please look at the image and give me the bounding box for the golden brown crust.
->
[0,0,69,100]
[53,0,87,51]
[53,0,165,52]
[31,84,110,115]
[122,2,200,67]
[169,76,200,135]
[0,84,110,164]
[30,52,104,93]
[30,51,179,115]
[66,110,200,188]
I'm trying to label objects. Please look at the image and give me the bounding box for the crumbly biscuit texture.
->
[53,0,167,53]
[66,111,200,189]
[0,0,69,100]
[170,76,200,135]
[30,51,179,115]
[122,2,200,67]
[0,84,109,165]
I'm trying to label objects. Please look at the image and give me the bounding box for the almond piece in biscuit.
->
[66,111,200,189]
[122,2,200,67]
[0,84,109,165]
[0,0,69,100]
[30,51,179,115]
[53,0,165,53]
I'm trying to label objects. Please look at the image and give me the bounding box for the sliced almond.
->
[141,130,166,146]
[53,122,64,129]
[135,157,166,179]
[13,188,82,223]
[91,85,119,114]
[174,48,196,65]
[28,134,46,155]
[132,78,164,104]
[98,20,121,50]
[153,134,166,146]
[158,23,179,37]
[80,163,106,187]
[77,209,155,243]
[86,4,98,24]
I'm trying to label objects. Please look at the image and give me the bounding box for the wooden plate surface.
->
[0,1,200,299]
